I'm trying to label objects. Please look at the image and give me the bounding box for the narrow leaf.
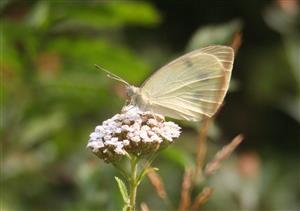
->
[115,176,129,204]
[122,205,129,211]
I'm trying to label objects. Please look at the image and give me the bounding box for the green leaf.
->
[162,146,194,168]
[20,110,67,147]
[47,38,150,84]
[115,176,129,204]
[0,0,11,11]
[26,0,50,29]
[187,19,242,50]
[50,1,160,29]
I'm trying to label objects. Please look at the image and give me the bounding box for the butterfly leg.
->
[121,99,137,113]
[150,109,157,121]
[147,102,160,122]
[124,99,130,107]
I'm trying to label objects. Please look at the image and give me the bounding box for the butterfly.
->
[97,45,234,121]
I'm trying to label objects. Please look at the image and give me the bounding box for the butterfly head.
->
[126,85,140,98]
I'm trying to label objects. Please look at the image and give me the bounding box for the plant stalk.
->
[129,156,138,211]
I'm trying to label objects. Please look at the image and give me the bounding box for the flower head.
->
[87,105,181,163]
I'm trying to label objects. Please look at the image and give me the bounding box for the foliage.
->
[1,0,299,211]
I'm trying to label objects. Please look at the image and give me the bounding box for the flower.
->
[87,105,181,163]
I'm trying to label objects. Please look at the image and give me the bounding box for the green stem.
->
[113,162,128,179]
[137,152,158,184]
[129,156,138,211]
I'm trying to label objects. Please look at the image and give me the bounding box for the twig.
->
[178,168,193,211]
[140,202,150,211]
[194,116,212,181]
[230,32,243,53]
[205,134,244,176]
[191,187,214,211]
[147,168,167,200]
[147,168,174,210]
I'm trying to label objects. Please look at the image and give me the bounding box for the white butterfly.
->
[97,45,234,121]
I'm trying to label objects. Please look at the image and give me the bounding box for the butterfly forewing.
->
[139,45,234,121]
[199,45,234,71]
[198,45,234,90]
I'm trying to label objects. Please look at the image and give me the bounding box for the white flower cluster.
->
[87,105,181,163]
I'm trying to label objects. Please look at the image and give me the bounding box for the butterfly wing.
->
[139,45,234,121]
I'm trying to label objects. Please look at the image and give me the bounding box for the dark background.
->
[1,0,299,210]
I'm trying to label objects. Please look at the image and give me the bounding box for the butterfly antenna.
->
[94,64,129,86]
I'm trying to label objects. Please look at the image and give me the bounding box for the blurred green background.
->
[1,0,299,210]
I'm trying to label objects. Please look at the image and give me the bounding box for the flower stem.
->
[129,156,138,211]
